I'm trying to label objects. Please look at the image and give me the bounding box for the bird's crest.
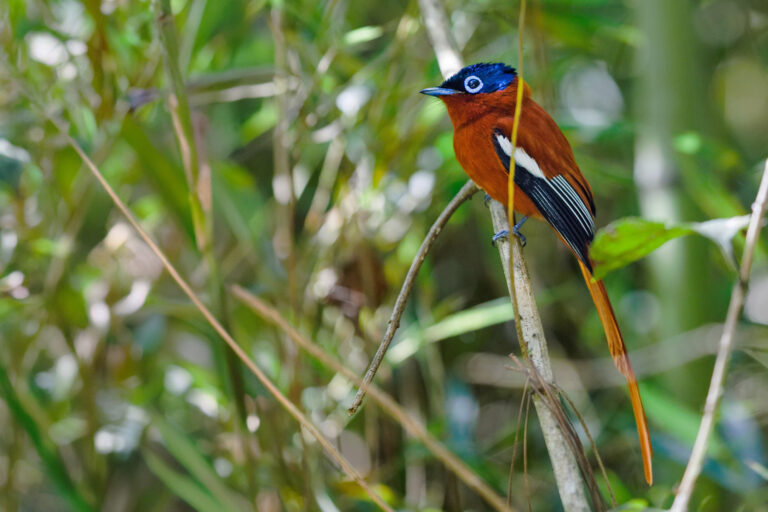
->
[440,62,517,95]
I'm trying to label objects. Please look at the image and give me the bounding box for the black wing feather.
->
[492,129,594,272]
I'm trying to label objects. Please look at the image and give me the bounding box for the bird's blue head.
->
[420,62,517,97]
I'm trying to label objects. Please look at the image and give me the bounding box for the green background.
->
[1,0,767,510]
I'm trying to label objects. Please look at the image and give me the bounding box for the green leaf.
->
[143,449,228,512]
[151,415,245,511]
[387,298,514,364]
[0,358,93,511]
[591,217,694,279]
[591,215,752,279]
[121,118,195,240]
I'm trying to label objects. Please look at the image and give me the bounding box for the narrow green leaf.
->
[0,358,93,512]
[387,298,514,364]
[151,415,245,511]
[640,384,728,459]
[143,449,227,512]
[121,118,194,238]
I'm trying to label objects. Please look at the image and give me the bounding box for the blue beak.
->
[420,87,459,97]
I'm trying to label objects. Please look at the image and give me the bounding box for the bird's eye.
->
[464,75,483,93]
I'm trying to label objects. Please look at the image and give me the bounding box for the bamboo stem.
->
[156,3,257,498]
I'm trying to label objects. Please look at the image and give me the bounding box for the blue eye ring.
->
[464,75,483,93]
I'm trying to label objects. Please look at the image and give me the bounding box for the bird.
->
[421,62,653,485]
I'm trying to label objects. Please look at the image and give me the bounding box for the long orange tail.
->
[579,261,653,485]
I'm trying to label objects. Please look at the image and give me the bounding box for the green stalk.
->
[156,0,257,500]
[634,0,712,404]
[157,0,207,251]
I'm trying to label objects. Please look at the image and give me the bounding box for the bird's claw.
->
[491,216,529,247]
[483,193,492,207]
[512,216,528,247]
[491,229,508,247]
[513,229,527,247]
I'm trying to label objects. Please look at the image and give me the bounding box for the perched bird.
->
[421,62,653,485]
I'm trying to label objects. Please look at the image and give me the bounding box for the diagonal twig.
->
[670,159,768,512]
[348,180,479,414]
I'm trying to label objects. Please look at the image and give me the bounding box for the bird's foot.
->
[491,230,508,247]
[491,217,529,247]
[483,193,492,207]
[512,216,528,247]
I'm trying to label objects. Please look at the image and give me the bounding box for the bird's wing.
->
[490,118,595,270]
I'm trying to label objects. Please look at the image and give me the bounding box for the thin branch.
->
[44,115,393,512]
[418,0,591,508]
[232,286,515,512]
[670,160,768,512]
[157,4,257,496]
[418,0,463,77]
[348,180,479,413]
[461,322,766,390]
[190,82,279,105]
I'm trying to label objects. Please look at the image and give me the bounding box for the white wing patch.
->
[493,133,547,180]
[513,147,547,179]
[495,132,513,158]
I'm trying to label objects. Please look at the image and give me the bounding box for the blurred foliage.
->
[1,0,768,511]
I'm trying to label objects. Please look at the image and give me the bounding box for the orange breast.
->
[451,111,542,219]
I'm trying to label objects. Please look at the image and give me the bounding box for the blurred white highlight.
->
[336,84,371,117]
[0,139,31,162]
[89,302,110,330]
[113,280,151,316]
[164,365,193,395]
[27,32,68,66]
